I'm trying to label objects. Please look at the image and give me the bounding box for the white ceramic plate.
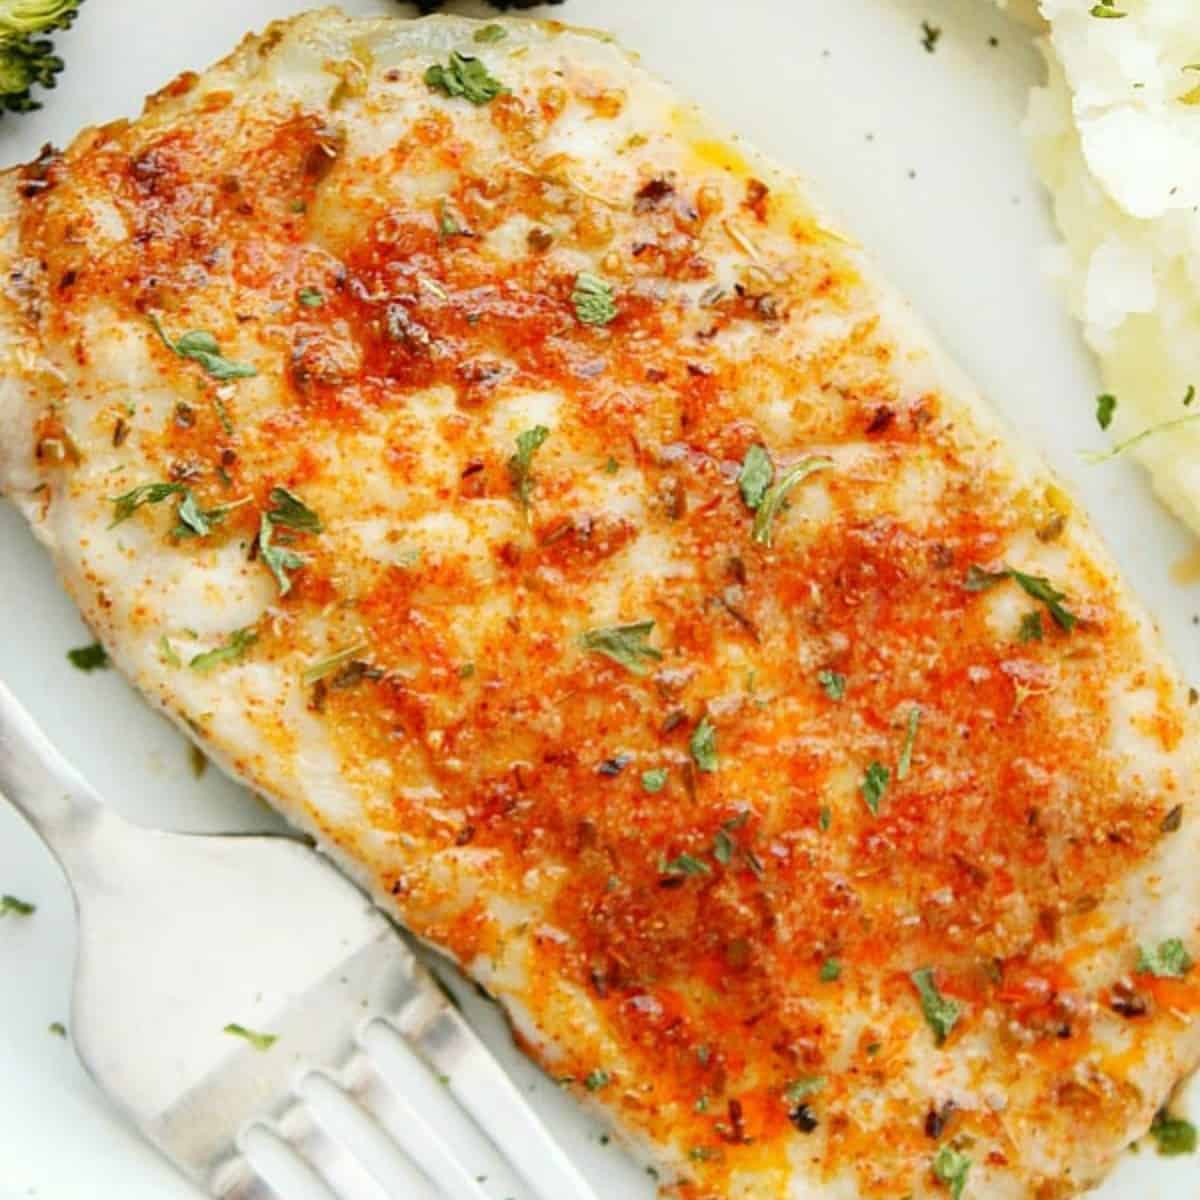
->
[3,2,1199,1197]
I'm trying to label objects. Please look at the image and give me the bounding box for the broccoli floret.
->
[0,0,84,116]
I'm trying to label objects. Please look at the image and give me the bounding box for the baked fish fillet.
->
[1,10,1198,1198]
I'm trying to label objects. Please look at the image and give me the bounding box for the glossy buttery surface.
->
[2,9,1199,1199]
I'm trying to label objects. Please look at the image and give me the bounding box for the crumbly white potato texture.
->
[1021,1,1200,533]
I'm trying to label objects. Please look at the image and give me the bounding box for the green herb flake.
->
[174,492,250,540]
[921,21,942,52]
[223,1023,277,1052]
[149,315,257,381]
[861,762,889,815]
[572,272,617,327]
[784,1075,826,1104]
[266,487,323,534]
[109,481,185,527]
[1084,396,1200,465]
[1150,1110,1198,1156]
[911,967,961,1046]
[0,894,35,917]
[425,51,507,105]
[690,716,718,773]
[584,1068,611,1092]
[713,828,734,865]
[508,424,550,518]
[752,457,833,548]
[474,23,508,43]
[1136,937,1194,979]
[259,514,306,596]
[67,642,108,672]
[1018,611,1044,644]
[660,853,712,878]
[302,641,370,687]
[818,805,832,832]
[737,444,773,511]
[159,635,182,668]
[1090,1,1127,16]
[189,628,258,674]
[1096,393,1117,430]
[817,669,846,701]
[580,620,662,676]
[641,767,668,793]
[48,1021,66,1038]
[932,1144,971,1198]
[820,958,842,983]
[604,456,619,474]
[298,287,324,308]
[965,564,1077,632]
[897,707,921,781]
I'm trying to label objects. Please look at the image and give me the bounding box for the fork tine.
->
[240,1124,340,1200]
[301,1067,485,1200]
[368,1007,601,1200]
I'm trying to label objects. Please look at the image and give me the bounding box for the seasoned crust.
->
[1,10,1198,1197]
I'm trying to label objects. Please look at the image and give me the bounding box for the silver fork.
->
[0,678,600,1200]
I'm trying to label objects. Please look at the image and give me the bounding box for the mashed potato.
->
[1019,1,1200,534]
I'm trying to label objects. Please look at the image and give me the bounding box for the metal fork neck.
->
[0,678,114,876]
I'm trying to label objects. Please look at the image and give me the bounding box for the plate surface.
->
[2,2,1198,1197]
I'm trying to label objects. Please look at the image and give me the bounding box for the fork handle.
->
[0,678,113,876]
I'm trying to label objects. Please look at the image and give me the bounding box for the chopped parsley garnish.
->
[67,642,108,672]
[298,287,324,308]
[911,967,961,1046]
[148,315,257,381]
[690,716,718,773]
[784,1075,826,1103]
[965,564,1077,632]
[584,1068,611,1091]
[1150,1110,1198,1156]
[861,762,888,815]
[1096,392,1116,430]
[1089,1,1126,16]
[572,272,617,327]
[1083,391,1200,464]
[1136,937,1193,979]
[189,628,258,673]
[110,481,247,539]
[474,23,508,43]
[259,515,305,596]
[1018,611,1044,644]
[713,827,735,865]
[932,1144,971,1198]
[508,424,550,518]
[266,487,323,534]
[223,1023,277,1052]
[820,958,842,983]
[817,669,846,701]
[818,805,832,832]
[641,767,668,793]
[580,620,662,676]
[109,481,185,527]
[302,641,370,687]
[0,894,35,917]
[48,1021,66,1038]
[897,707,921,781]
[921,21,942,52]
[660,852,712,878]
[424,51,507,105]
[752,457,833,548]
[258,488,322,595]
[175,492,249,539]
[737,444,773,511]
[159,635,182,668]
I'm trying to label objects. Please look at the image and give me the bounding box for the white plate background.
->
[2,2,1198,1197]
